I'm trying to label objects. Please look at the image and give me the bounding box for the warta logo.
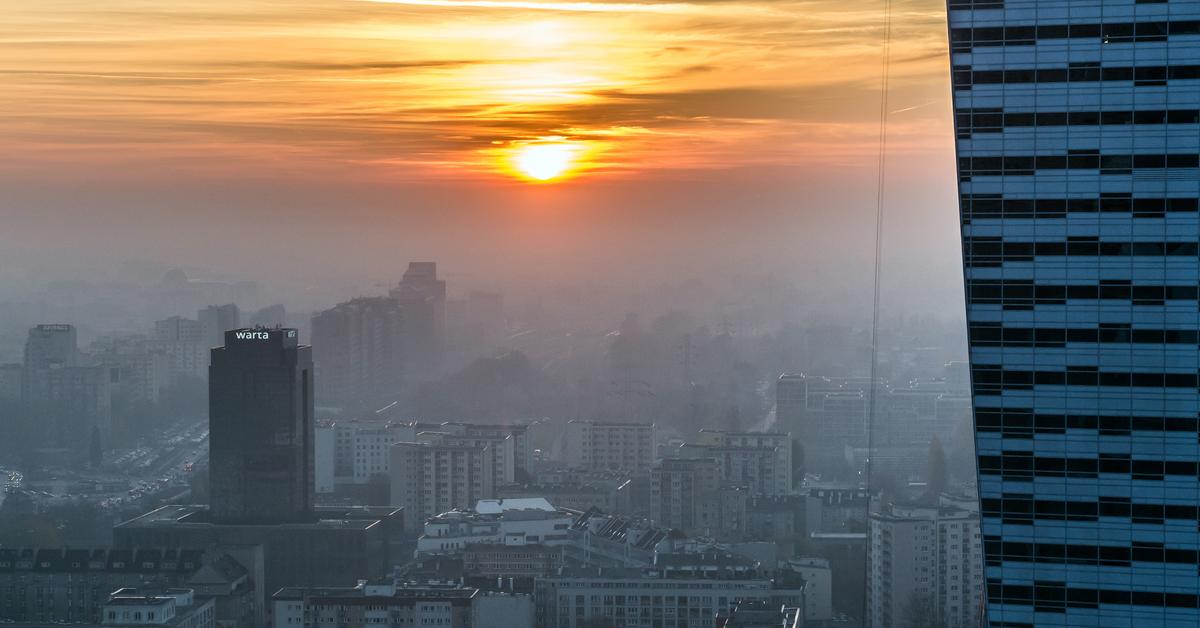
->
[235,331,271,340]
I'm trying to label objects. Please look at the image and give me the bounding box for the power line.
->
[862,0,894,622]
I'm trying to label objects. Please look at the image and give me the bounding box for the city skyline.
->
[0,0,966,316]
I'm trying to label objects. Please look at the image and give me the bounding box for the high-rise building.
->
[310,297,405,409]
[23,323,78,371]
[151,316,209,384]
[389,262,446,380]
[677,429,793,496]
[390,438,496,532]
[198,304,240,349]
[949,2,1200,623]
[563,420,656,473]
[649,457,744,537]
[867,499,983,628]
[21,324,111,448]
[208,327,313,524]
[775,374,868,475]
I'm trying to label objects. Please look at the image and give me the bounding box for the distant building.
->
[497,483,614,513]
[101,587,214,628]
[23,323,78,371]
[650,457,745,537]
[0,548,251,627]
[247,304,287,328]
[563,420,656,473]
[783,558,832,624]
[208,327,313,524]
[677,430,793,496]
[534,554,805,628]
[113,504,402,620]
[197,304,240,350]
[272,581,533,628]
[310,297,405,409]
[0,363,21,401]
[775,374,868,476]
[414,498,574,556]
[389,262,447,381]
[150,316,209,384]
[390,439,496,532]
[867,499,982,628]
[717,599,801,628]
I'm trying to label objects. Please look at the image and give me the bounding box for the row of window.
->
[986,494,1199,523]
[967,237,1199,257]
[971,366,1200,389]
[984,537,1200,567]
[988,580,1200,611]
[951,19,1200,51]
[969,324,1199,346]
[953,64,1200,88]
[974,409,1199,435]
[979,453,1200,480]
[961,195,1199,217]
[956,107,1200,135]
[959,153,1200,176]
[966,280,1200,303]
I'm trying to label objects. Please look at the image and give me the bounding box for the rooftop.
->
[115,505,394,531]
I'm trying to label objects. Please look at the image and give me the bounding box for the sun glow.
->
[512,142,580,181]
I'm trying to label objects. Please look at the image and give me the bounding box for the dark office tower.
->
[310,297,405,409]
[199,304,240,349]
[948,1,1200,625]
[389,262,446,380]
[23,324,78,371]
[209,328,313,523]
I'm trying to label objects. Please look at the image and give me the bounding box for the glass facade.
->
[948,0,1200,625]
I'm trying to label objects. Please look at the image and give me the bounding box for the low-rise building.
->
[272,581,533,628]
[415,498,574,556]
[534,553,805,628]
[102,588,215,628]
[0,548,250,627]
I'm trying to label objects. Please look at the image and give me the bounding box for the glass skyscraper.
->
[949,0,1200,624]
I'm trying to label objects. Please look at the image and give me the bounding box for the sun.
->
[513,143,577,182]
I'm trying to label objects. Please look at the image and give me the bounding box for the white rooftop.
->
[474,498,555,514]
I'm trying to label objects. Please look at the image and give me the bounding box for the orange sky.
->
[2,0,952,182]
[0,0,963,314]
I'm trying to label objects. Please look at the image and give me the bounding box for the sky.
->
[0,0,961,314]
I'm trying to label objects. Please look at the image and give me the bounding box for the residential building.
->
[563,420,656,473]
[198,304,240,350]
[310,296,405,409]
[678,430,793,496]
[150,316,209,384]
[389,262,447,381]
[650,457,745,537]
[866,500,982,628]
[390,440,496,532]
[947,0,1200,623]
[0,548,251,627]
[533,554,806,628]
